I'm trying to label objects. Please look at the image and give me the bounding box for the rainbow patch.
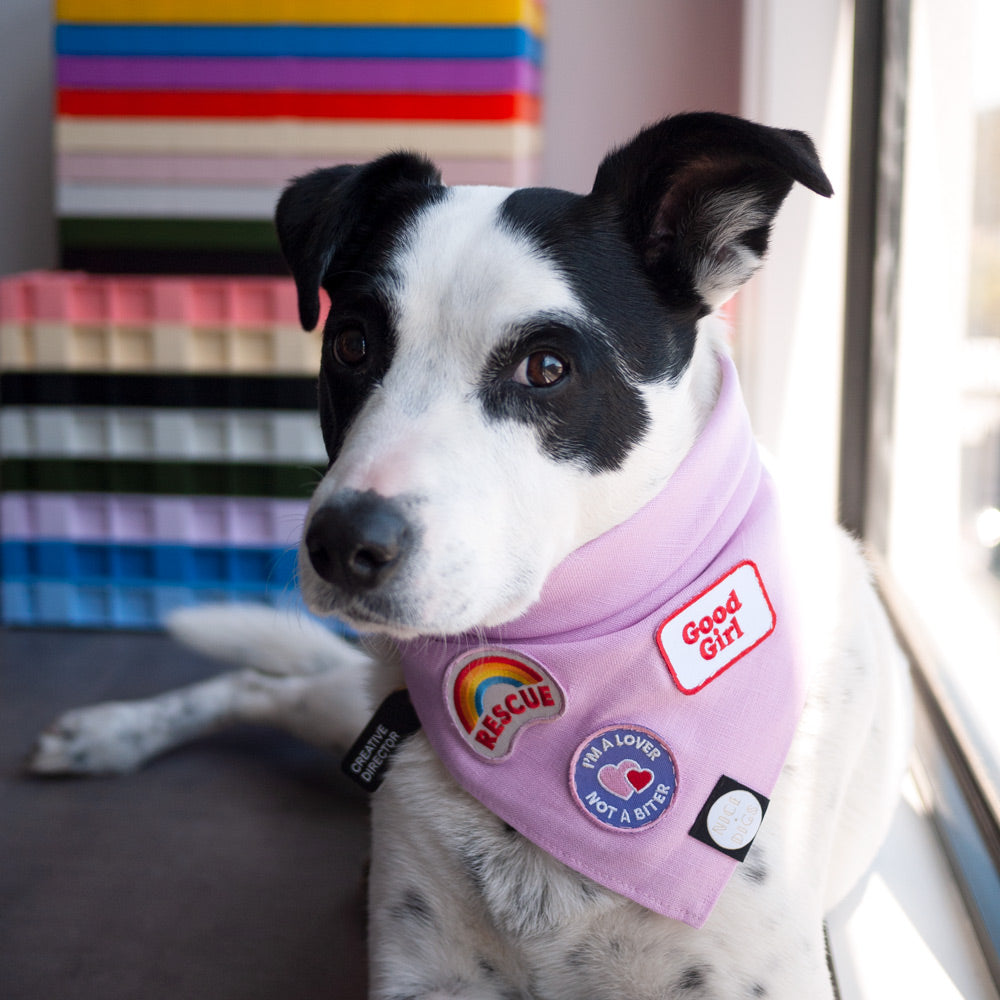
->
[445,648,565,760]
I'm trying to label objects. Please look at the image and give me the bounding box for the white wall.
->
[542,0,742,191]
[738,0,856,525]
[0,0,57,276]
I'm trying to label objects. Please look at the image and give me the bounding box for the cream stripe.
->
[56,118,543,159]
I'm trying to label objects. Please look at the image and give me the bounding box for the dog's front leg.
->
[27,606,374,776]
[27,664,369,776]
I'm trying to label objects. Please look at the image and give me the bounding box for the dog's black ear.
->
[275,153,442,330]
[591,112,833,311]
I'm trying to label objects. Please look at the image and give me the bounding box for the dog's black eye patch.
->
[317,286,396,461]
[478,318,649,473]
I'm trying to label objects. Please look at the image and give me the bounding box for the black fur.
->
[275,153,446,460]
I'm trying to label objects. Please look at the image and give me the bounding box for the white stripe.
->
[1,407,326,463]
[57,181,283,219]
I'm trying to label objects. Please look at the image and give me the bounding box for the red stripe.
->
[57,89,540,123]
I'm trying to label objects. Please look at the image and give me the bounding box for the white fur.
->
[30,178,911,1000]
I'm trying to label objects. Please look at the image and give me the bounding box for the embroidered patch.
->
[570,725,677,832]
[688,775,770,861]
[445,648,565,761]
[656,560,776,694]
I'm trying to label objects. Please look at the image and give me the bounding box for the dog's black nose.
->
[305,491,412,592]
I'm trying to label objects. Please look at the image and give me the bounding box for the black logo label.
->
[341,689,421,792]
[688,774,770,861]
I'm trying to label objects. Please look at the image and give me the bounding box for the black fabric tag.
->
[688,774,770,862]
[341,689,422,792]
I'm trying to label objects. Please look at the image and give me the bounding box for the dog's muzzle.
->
[305,490,414,593]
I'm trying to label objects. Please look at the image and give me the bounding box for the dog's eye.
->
[331,327,367,368]
[513,352,568,388]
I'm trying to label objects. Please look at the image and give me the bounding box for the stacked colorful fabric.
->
[0,271,326,628]
[54,0,545,274]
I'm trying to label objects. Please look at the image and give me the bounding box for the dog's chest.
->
[369,734,791,999]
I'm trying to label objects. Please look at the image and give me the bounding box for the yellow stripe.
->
[56,0,545,34]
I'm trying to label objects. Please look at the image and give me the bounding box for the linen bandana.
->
[396,352,806,928]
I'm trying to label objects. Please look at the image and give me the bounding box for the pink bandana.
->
[397,352,806,928]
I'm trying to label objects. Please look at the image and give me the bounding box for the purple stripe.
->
[1,493,307,545]
[57,55,541,94]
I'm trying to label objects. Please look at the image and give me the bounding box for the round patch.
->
[705,787,764,851]
[570,725,677,832]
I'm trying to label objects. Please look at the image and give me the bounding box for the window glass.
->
[885,0,1000,790]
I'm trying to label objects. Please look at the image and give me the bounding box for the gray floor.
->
[0,627,370,999]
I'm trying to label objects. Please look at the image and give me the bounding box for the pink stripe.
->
[57,55,541,95]
[56,151,541,187]
[1,493,307,545]
[0,272,307,324]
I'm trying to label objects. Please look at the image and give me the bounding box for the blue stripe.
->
[55,24,544,62]
[1,539,298,588]
[1,579,307,629]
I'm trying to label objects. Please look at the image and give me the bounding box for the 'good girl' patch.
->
[570,725,677,832]
[656,560,776,694]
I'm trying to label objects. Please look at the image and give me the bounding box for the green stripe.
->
[2,458,323,498]
[59,217,280,251]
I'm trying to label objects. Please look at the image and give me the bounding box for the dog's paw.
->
[26,701,160,776]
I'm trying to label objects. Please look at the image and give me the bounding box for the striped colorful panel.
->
[57,56,542,95]
[1,493,307,546]
[55,0,546,34]
[1,408,325,463]
[55,25,544,61]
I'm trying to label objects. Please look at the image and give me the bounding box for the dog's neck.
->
[567,319,729,563]
[482,339,753,646]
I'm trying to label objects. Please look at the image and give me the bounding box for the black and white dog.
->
[31,113,912,999]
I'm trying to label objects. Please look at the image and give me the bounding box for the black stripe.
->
[0,373,317,410]
[1,458,323,498]
[60,247,288,276]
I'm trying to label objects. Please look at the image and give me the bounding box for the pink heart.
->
[598,759,642,800]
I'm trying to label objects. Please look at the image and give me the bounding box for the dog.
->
[30,112,912,999]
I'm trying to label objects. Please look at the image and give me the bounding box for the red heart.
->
[626,768,653,792]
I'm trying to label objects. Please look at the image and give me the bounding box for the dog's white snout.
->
[305,490,415,594]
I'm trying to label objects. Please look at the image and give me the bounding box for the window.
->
[841,0,1000,986]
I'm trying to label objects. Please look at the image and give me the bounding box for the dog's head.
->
[276,113,831,638]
